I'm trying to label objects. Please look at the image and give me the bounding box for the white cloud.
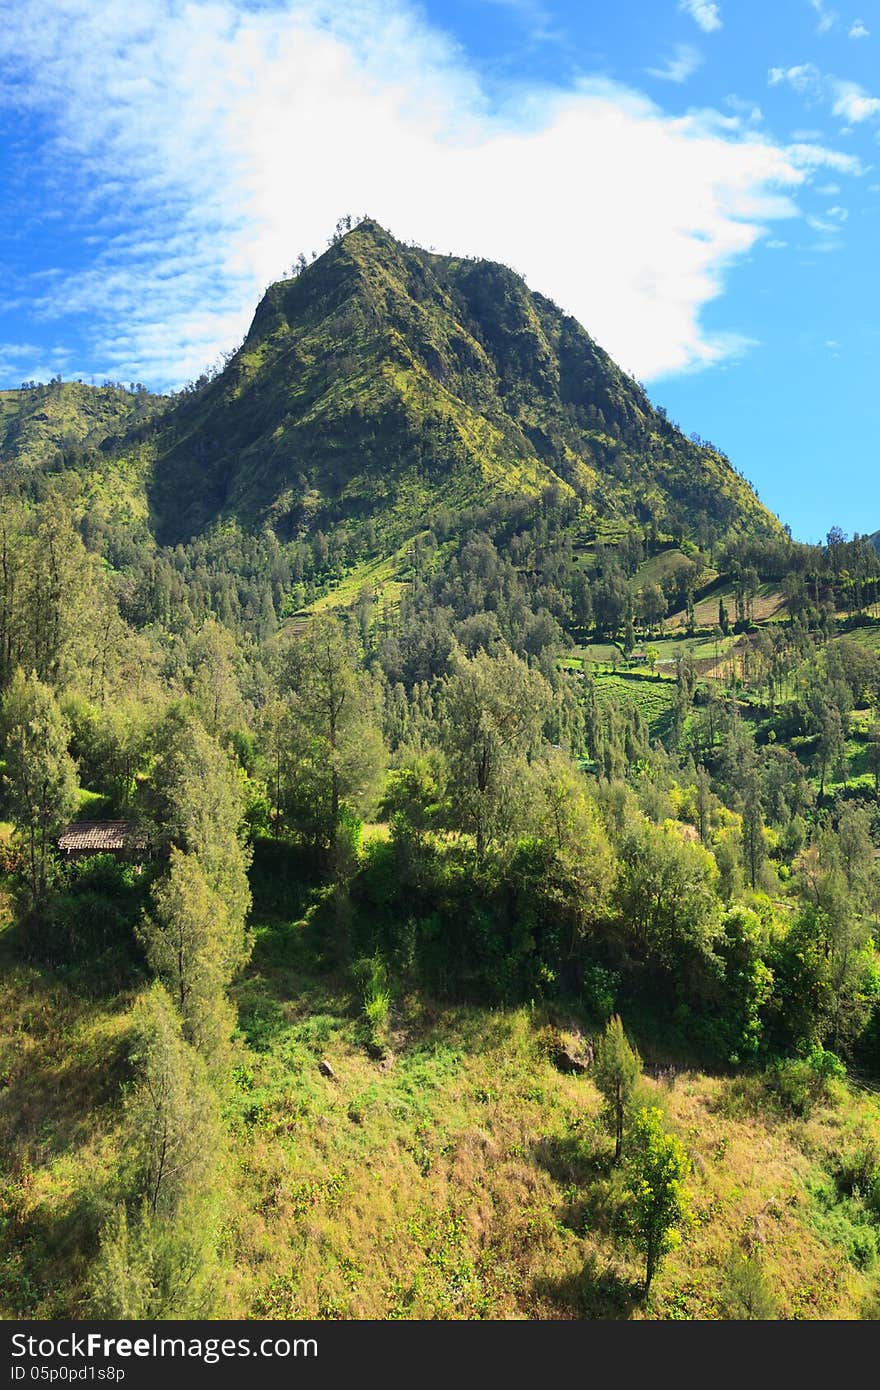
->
[769,63,822,96]
[807,213,842,232]
[849,19,870,38]
[647,44,702,84]
[831,80,880,122]
[0,0,857,387]
[679,1,722,33]
[0,341,68,383]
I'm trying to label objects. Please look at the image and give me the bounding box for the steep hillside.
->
[146,220,781,547]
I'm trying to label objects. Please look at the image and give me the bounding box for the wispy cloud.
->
[0,340,69,383]
[473,0,560,44]
[769,63,823,97]
[785,143,862,173]
[809,0,838,34]
[724,95,764,123]
[0,0,859,386]
[849,19,870,39]
[647,44,702,84]
[769,63,880,126]
[679,1,722,33]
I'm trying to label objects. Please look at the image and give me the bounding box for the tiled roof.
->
[58,820,148,852]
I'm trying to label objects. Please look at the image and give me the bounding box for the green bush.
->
[766,1047,845,1115]
[352,953,391,1049]
[832,1141,880,1216]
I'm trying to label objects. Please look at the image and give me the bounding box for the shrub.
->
[352,953,391,1050]
[766,1046,845,1115]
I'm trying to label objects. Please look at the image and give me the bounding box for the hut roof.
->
[58,820,148,853]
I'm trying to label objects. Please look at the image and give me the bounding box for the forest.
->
[3,225,880,1321]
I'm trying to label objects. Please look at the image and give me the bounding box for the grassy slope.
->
[4,887,879,1322]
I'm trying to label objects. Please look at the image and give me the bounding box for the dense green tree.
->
[715,907,774,1061]
[623,1106,690,1297]
[89,1200,219,1319]
[638,582,666,633]
[593,565,630,639]
[188,615,244,737]
[89,984,222,1316]
[2,668,78,907]
[741,776,766,891]
[151,711,253,945]
[64,694,152,813]
[124,983,221,1218]
[438,647,552,857]
[282,615,386,850]
[720,1248,777,1320]
[592,1014,641,1161]
[614,817,721,987]
[138,850,239,1065]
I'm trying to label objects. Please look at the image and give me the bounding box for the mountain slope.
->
[0,380,166,473]
[145,220,781,547]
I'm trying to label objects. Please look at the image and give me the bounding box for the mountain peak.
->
[142,223,781,548]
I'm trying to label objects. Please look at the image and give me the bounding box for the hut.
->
[58,821,149,863]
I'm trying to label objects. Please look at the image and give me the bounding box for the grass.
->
[305,553,404,617]
[292,532,441,622]
[846,626,880,654]
[0,922,136,1318]
[76,788,113,818]
[563,643,622,667]
[629,549,703,594]
[563,632,739,683]
[593,673,678,740]
[668,582,788,632]
[5,882,880,1322]
[194,920,880,1319]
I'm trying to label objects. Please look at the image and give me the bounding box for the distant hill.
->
[870,530,880,554]
[0,380,167,473]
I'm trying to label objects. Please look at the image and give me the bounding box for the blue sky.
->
[0,0,878,540]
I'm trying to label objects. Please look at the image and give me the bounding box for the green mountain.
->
[143,220,780,547]
[0,221,781,555]
[0,379,166,473]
